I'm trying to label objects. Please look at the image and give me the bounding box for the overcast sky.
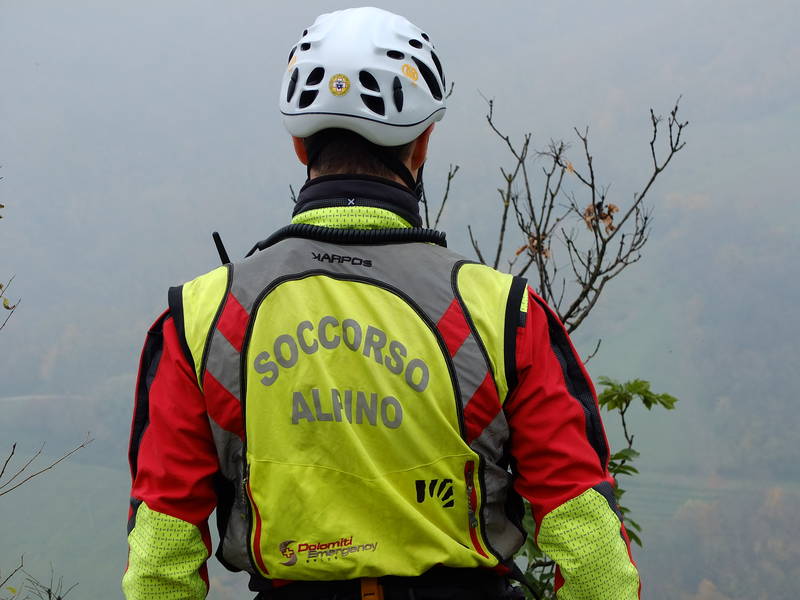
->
[1,2,798,598]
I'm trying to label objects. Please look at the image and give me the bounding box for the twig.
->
[467,225,486,265]
[433,164,459,229]
[0,444,44,491]
[0,442,16,482]
[0,274,21,333]
[0,556,24,589]
[0,433,93,497]
[583,338,602,365]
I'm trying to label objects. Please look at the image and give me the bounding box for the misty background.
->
[1,1,798,598]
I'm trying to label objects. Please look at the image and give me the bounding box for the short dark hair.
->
[303,129,413,179]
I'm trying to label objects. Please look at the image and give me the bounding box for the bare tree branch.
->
[0,442,16,482]
[24,565,78,600]
[0,556,24,589]
[433,164,459,229]
[476,98,687,334]
[0,275,21,334]
[583,339,603,365]
[467,225,486,265]
[0,434,94,497]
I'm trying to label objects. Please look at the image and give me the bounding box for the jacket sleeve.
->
[504,288,640,599]
[122,311,219,600]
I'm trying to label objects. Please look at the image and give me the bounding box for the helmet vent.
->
[361,94,385,116]
[409,39,423,49]
[387,50,405,60]
[393,76,404,112]
[411,57,442,101]
[300,42,311,51]
[302,29,308,37]
[421,33,430,42]
[431,52,445,87]
[298,90,318,109]
[306,67,325,86]
[286,68,299,102]
[288,46,297,64]
[359,71,380,92]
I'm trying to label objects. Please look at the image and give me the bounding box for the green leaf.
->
[625,379,651,396]
[611,448,640,461]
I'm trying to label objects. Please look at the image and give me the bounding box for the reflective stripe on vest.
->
[172,237,527,578]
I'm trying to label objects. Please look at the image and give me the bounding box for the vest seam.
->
[502,277,528,404]
[167,284,198,387]
[199,263,234,391]
[450,261,500,401]
[450,261,505,564]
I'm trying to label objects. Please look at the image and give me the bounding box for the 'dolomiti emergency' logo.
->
[279,540,297,566]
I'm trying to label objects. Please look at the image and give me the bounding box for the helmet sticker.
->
[402,64,419,83]
[328,73,351,96]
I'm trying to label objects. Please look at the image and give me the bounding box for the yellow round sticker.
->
[402,64,419,82]
[329,73,351,96]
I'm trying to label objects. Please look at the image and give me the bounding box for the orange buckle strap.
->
[360,577,384,600]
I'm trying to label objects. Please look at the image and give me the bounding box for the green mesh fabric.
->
[537,488,640,599]
[122,502,208,600]
[291,206,412,229]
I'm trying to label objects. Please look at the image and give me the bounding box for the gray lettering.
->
[342,319,362,351]
[297,320,318,354]
[292,391,315,424]
[319,316,340,349]
[381,396,403,429]
[356,391,378,425]
[383,340,406,375]
[274,334,299,368]
[344,389,353,423]
[312,388,333,421]
[362,326,387,364]
[331,388,343,422]
[254,351,279,386]
[405,358,430,392]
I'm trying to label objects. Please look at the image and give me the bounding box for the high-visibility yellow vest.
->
[170,231,529,581]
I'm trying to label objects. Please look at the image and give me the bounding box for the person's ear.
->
[410,124,435,170]
[292,136,308,165]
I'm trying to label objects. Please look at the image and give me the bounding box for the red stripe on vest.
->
[463,373,501,444]
[216,292,249,353]
[436,299,471,357]
[247,479,270,576]
[203,371,245,439]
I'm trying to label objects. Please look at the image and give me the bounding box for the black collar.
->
[292,174,423,228]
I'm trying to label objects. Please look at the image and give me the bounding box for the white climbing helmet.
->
[280,7,447,147]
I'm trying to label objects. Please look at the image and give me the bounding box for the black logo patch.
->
[415,479,454,508]
[311,252,373,267]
